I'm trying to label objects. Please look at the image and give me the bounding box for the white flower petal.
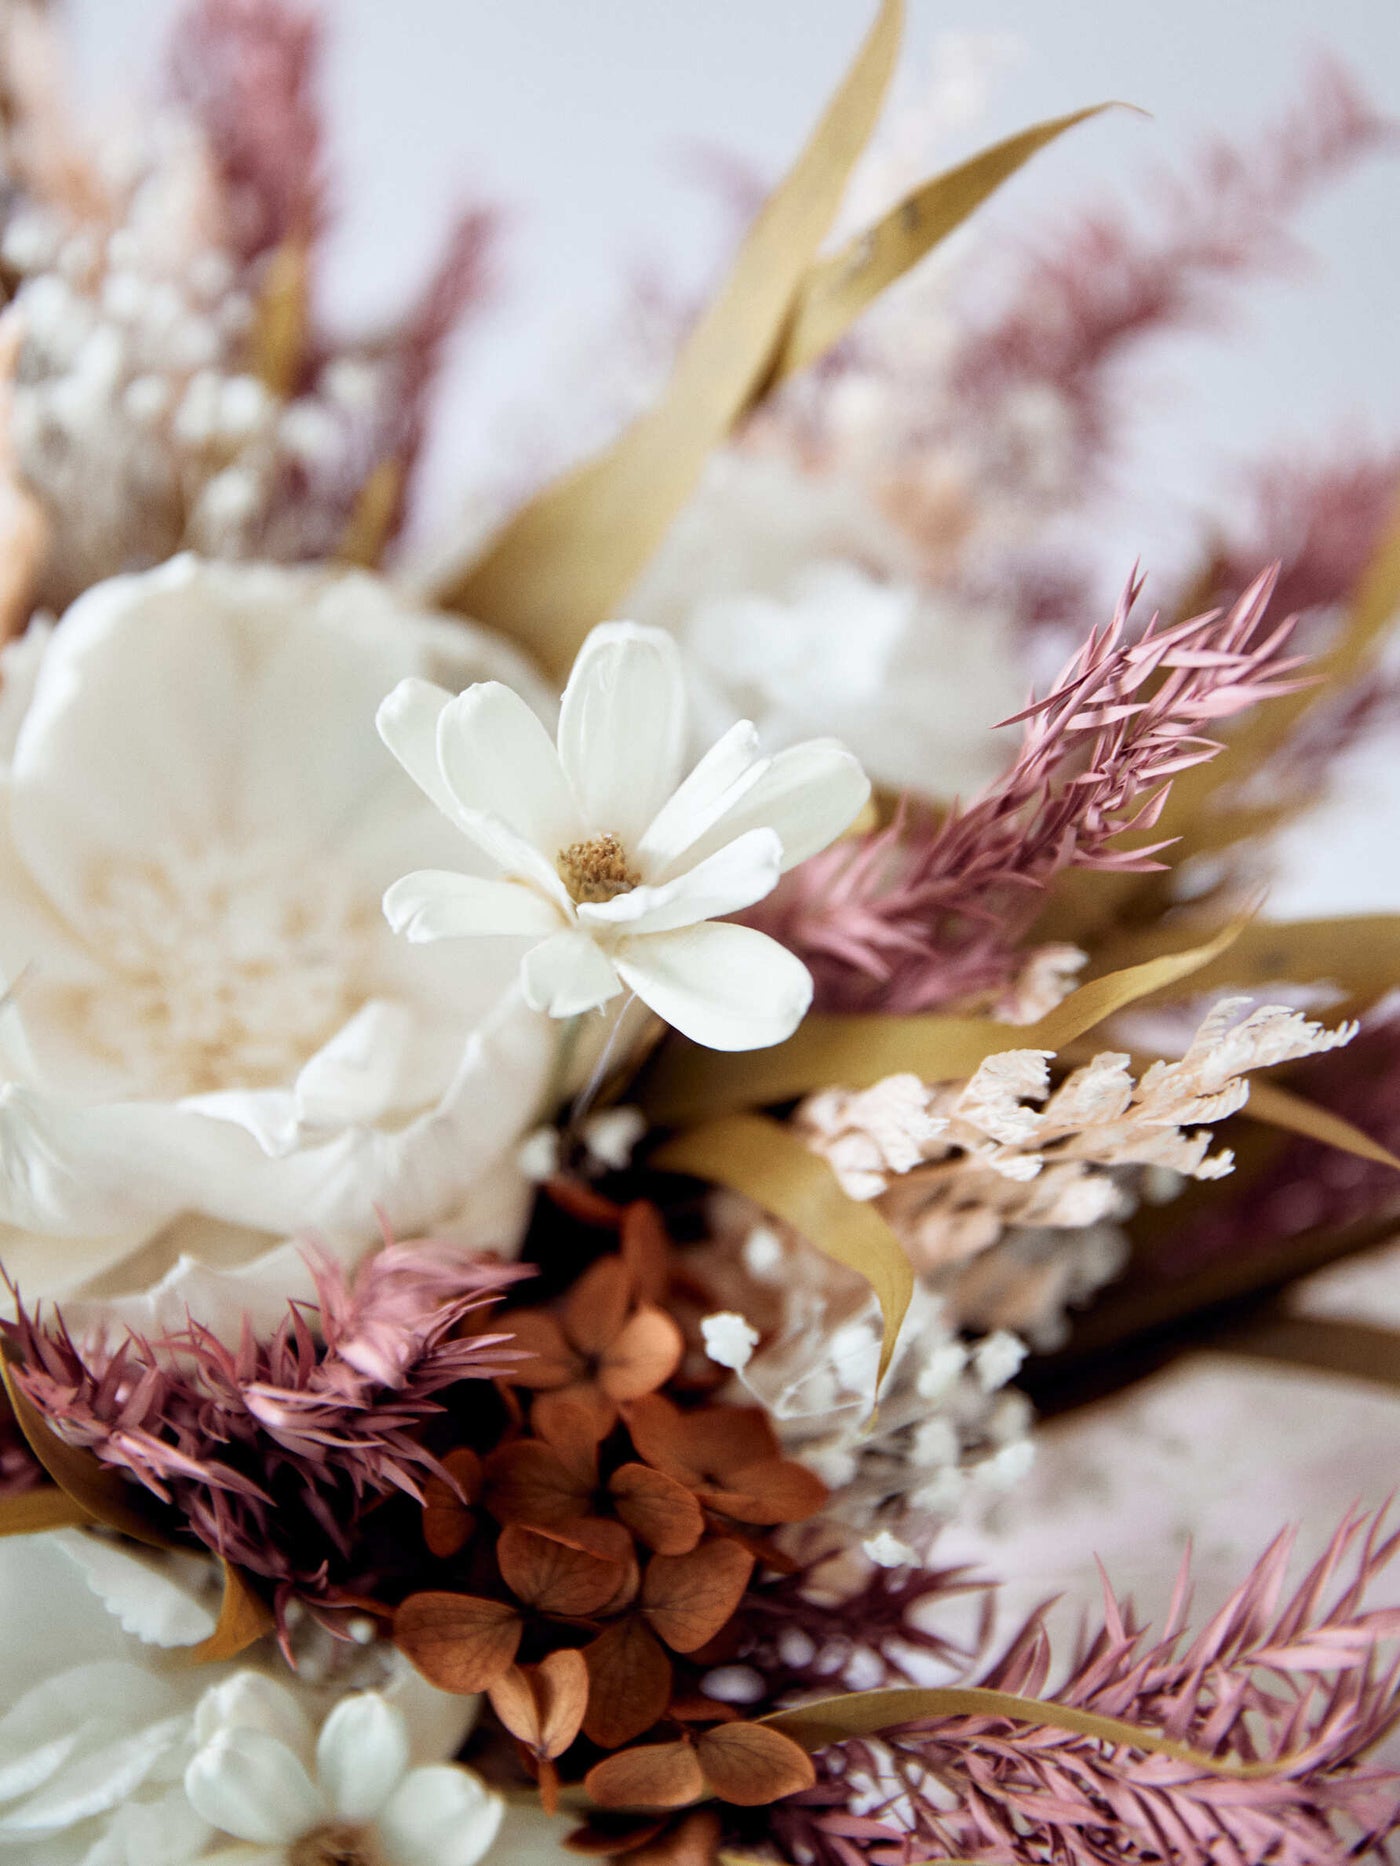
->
[194,1675,316,1764]
[316,1694,410,1826]
[383,871,562,943]
[0,1715,186,1834]
[557,622,686,847]
[577,827,782,935]
[376,676,461,824]
[185,1728,325,1847]
[436,682,579,853]
[374,1764,504,1866]
[634,719,765,875]
[52,1533,216,1649]
[675,737,870,873]
[616,922,813,1051]
[520,930,622,1018]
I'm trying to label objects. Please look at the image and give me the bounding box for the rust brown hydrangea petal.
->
[600,1305,685,1402]
[694,1721,816,1806]
[536,1396,605,1485]
[497,1523,623,1617]
[626,1809,725,1866]
[484,1441,589,1530]
[488,1650,587,1759]
[701,1457,828,1525]
[394,1591,521,1693]
[673,1405,779,1477]
[610,1463,704,1555]
[564,1255,633,1357]
[503,1311,580,1389]
[545,1176,625,1228]
[422,1447,482,1558]
[642,1540,754,1653]
[585,1740,706,1811]
[533,1383,617,1446]
[620,1202,670,1304]
[621,1394,699,1484]
[581,1617,673,1748]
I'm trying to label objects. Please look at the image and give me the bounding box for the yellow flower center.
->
[557,832,640,905]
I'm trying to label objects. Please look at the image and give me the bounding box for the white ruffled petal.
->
[52,1533,216,1649]
[383,871,562,943]
[634,719,765,875]
[577,827,782,936]
[616,921,813,1051]
[557,622,686,847]
[669,737,869,874]
[0,1715,186,1835]
[316,1694,410,1826]
[520,930,622,1018]
[184,1728,325,1846]
[373,1764,504,1866]
[436,682,579,854]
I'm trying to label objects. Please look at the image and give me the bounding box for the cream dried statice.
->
[379,620,869,1052]
[800,998,1357,1276]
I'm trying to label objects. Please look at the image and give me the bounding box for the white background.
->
[66,1,1400,909]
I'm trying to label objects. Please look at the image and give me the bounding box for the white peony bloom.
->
[0,555,561,1333]
[379,619,869,1052]
[626,450,1026,799]
[186,1676,503,1866]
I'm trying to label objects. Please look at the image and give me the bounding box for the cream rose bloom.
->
[0,555,560,1335]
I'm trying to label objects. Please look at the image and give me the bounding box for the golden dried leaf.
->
[497,1523,624,1617]
[695,1721,816,1806]
[643,1540,754,1654]
[0,1486,92,1536]
[394,1591,521,1693]
[434,0,904,677]
[582,1616,674,1748]
[184,1560,274,1665]
[585,1740,707,1812]
[601,1305,686,1402]
[610,1463,704,1555]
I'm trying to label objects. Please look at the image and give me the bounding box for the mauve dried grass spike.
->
[752,568,1309,1014]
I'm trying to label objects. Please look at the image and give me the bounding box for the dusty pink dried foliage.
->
[3,1242,525,1617]
[952,60,1394,478]
[752,568,1308,1014]
[168,0,324,262]
[752,1508,1400,1865]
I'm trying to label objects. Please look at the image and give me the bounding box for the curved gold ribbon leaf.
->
[434,0,905,676]
[1088,912,1400,1014]
[0,1348,175,1549]
[1219,1313,1400,1392]
[183,1559,276,1665]
[0,1485,93,1536]
[248,236,310,400]
[642,915,1247,1126]
[757,103,1129,391]
[762,1685,1294,1778]
[652,1111,913,1392]
[1244,1077,1400,1173]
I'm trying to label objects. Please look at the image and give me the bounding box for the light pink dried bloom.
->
[753,568,1309,1014]
[2,1240,525,1619]
[764,1505,1400,1865]
[951,60,1394,481]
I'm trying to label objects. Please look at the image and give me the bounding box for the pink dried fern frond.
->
[953,59,1394,475]
[755,1506,1400,1865]
[753,568,1308,1014]
[2,1240,526,1617]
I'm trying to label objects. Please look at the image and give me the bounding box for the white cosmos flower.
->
[378,620,869,1052]
[0,555,561,1336]
[186,1677,501,1866]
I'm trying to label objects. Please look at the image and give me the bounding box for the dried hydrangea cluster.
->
[0,3,1395,1864]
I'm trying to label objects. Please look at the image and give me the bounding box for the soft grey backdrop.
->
[67,1,1400,911]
